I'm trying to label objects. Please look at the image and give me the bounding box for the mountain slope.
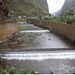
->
[8,0,48,16]
[61,0,75,15]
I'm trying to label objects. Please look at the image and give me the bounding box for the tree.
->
[0,0,12,20]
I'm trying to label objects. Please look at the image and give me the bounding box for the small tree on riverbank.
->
[0,0,12,21]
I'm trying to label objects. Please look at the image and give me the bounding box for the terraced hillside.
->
[8,0,48,16]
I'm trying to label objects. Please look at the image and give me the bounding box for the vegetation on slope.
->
[42,8,75,25]
[61,0,75,15]
[7,0,48,16]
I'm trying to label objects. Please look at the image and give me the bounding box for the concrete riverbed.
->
[0,22,75,74]
[0,22,74,49]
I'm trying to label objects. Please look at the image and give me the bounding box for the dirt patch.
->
[0,23,19,43]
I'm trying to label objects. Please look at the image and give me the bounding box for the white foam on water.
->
[20,30,50,33]
[1,51,75,60]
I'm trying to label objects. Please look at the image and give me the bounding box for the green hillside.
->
[7,0,48,16]
[60,0,75,15]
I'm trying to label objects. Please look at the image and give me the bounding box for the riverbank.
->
[0,23,19,43]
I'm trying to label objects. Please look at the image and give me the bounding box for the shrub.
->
[42,16,52,20]
[0,67,36,74]
[1,70,8,74]
[7,67,16,74]
[31,70,35,74]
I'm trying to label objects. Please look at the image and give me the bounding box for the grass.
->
[19,25,29,30]
[16,18,27,22]
[0,32,39,49]
[42,15,75,25]
[0,66,37,74]
[42,16,66,24]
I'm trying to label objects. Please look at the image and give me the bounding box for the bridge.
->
[27,19,75,42]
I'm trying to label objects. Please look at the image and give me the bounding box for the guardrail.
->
[27,19,75,42]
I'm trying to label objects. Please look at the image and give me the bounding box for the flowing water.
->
[1,51,75,74]
[17,22,75,49]
[0,22,75,74]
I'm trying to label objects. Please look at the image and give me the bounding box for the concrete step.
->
[1,50,75,60]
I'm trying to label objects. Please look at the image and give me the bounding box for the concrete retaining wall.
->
[27,19,75,42]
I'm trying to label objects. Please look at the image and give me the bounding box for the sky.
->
[47,0,65,14]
